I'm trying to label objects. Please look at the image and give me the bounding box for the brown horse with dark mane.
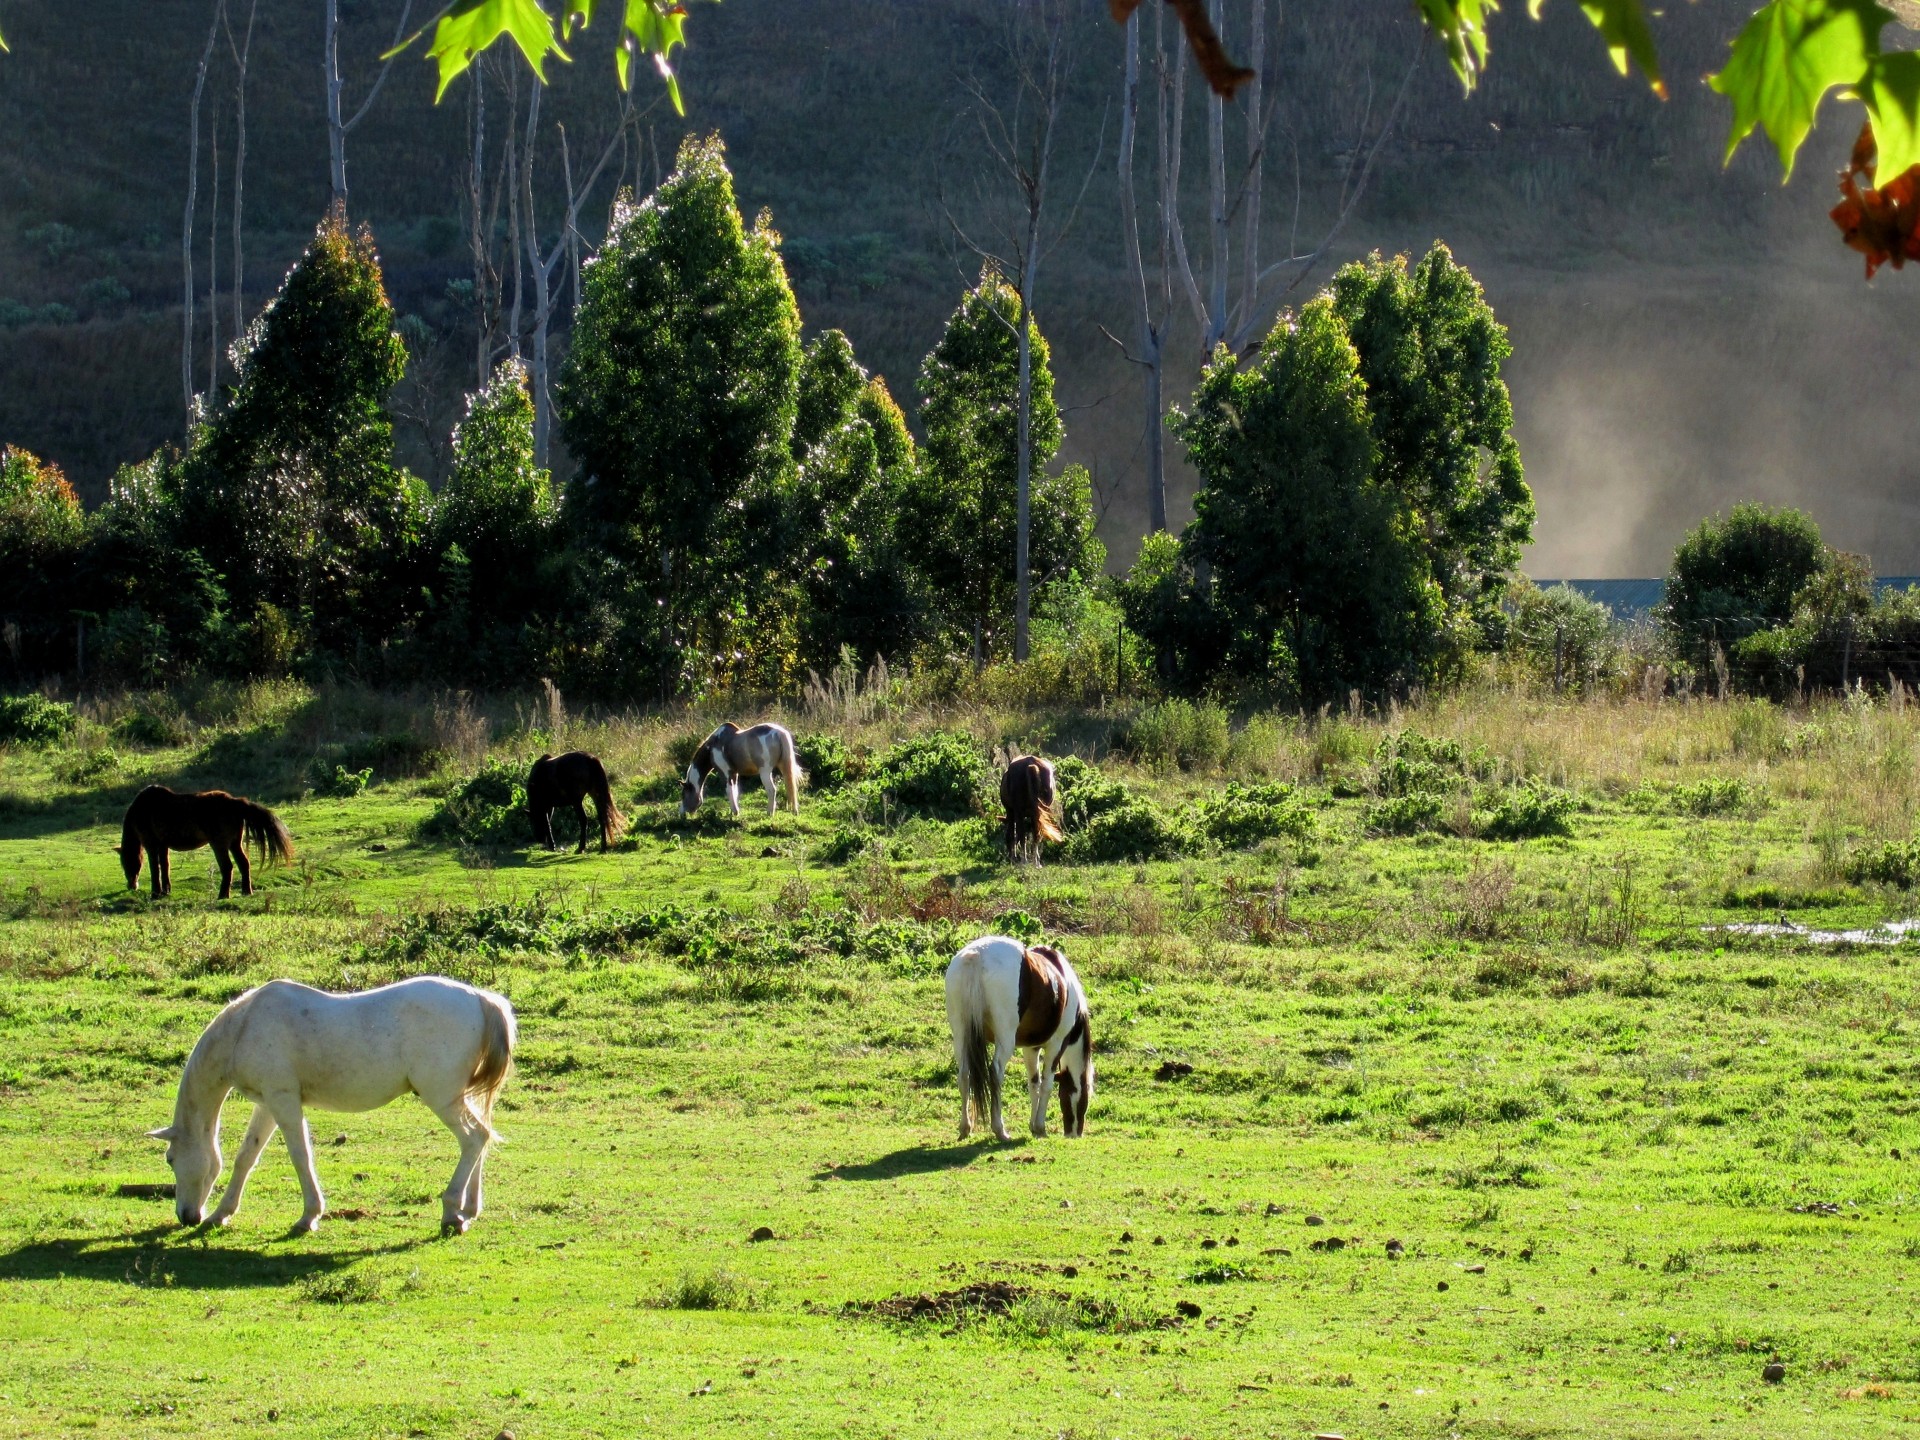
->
[118,785,295,899]
[527,751,625,853]
[1000,755,1064,862]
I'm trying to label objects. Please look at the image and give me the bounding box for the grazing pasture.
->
[3,684,1920,1437]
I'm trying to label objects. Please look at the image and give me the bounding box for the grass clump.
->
[648,1268,757,1311]
[0,694,76,747]
[1481,782,1576,840]
[311,762,373,798]
[419,758,527,847]
[1672,777,1760,816]
[1366,791,1448,836]
[1067,796,1189,863]
[50,745,120,786]
[1846,840,1920,888]
[299,1268,386,1305]
[114,695,190,747]
[1188,781,1315,850]
[1116,699,1230,771]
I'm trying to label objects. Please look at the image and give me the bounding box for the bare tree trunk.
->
[182,1,220,423]
[521,78,552,463]
[1237,0,1265,336]
[507,61,524,358]
[1204,0,1229,354]
[324,0,347,208]
[1014,278,1035,663]
[468,66,490,386]
[1118,9,1168,535]
[208,99,220,397]
[230,0,255,342]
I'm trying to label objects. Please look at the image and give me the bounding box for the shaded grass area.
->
[6,689,1920,1434]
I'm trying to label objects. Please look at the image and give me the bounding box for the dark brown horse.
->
[118,785,295,899]
[1000,755,1064,862]
[527,751,625,853]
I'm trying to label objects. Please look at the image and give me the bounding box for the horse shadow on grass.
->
[814,1140,1019,1182]
[0,1224,430,1290]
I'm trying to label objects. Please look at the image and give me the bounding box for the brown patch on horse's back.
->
[1015,945,1066,1047]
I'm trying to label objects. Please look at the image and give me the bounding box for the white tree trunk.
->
[231,0,255,342]
[182,2,220,422]
[324,0,347,208]
[1119,9,1168,535]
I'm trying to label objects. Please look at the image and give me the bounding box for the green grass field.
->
[4,685,1920,1438]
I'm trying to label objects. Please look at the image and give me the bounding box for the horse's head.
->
[147,1122,221,1226]
[1054,1012,1094,1138]
[679,754,708,817]
[116,841,140,890]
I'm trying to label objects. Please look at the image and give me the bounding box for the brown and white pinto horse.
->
[680,721,802,818]
[999,754,1064,862]
[118,784,294,900]
[945,935,1093,1141]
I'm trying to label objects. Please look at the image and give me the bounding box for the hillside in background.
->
[2,0,1916,576]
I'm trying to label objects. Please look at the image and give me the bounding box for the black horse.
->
[527,751,624,853]
[118,784,295,899]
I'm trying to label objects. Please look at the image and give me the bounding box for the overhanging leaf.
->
[424,0,569,100]
[1536,0,1666,97]
[1417,0,1499,91]
[1862,49,1920,177]
[1709,0,1891,178]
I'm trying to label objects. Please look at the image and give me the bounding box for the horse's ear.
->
[145,1125,176,1142]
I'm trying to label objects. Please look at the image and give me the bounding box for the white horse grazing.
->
[148,975,516,1236]
[945,935,1094,1141]
[681,721,802,818]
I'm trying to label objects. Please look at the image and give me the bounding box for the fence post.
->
[1841,617,1853,691]
[1553,626,1563,694]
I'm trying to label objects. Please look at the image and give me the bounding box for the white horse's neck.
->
[173,1009,235,1139]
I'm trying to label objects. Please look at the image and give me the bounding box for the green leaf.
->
[1556,0,1666,96]
[1709,0,1891,178]
[1416,0,1499,91]
[424,0,569,100]
[1863,49,1920,177]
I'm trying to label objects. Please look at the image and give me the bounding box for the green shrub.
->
[312,762,373,798]
[1189,782,1315,849]
[1053,755,1136,831]
[1480,782,1575,840]
[859,730,987,817]
[1116,699,1231,771]
[815,823,880,864]
[0,694,76,747]
[795,733,863,791]
[115,696,190,748]
[1066,798,1190,863]
[51,745,121,786]
[1847,841,1920,888]
[1672,777,1759,817]
[1365,792,1447,835]
[420,759,528,847]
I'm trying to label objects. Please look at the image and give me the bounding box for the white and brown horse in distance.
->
[945,935,1094,1141]
[681,721,803,818]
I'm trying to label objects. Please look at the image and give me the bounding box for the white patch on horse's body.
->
[944,935,1094,1141]
[148,976,515,1236]
[681,721,802,818]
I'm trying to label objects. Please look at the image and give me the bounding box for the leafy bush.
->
[312,762,373,798]
[1480,782,1575,840]
[51,745,121,785]
[859,730,987,817]
[1116,699,1230,771]
[795,732,863,791]
[1847,841,1920,888]
[1373,730,1488,793]
[115,696,190,748]
[1066,798,1190,863]
[1672,777,1759,817]
[1053,755,1137,831]
[420,759,528,847]
[1189,782,1315,849]
[1365,792,1448,835]
[0,695,76,747]
[815,823,881,864]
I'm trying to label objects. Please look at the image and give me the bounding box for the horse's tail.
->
[592,760,626,846]
[784,733,803,814]
[241,801,294,867]
[1030,762,1065,844]
[962,1014,990,1129]
[1036,801,1065,845]
[466,990,518,1133]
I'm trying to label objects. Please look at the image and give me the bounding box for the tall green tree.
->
[178,213,419,661]
[0,447,88,678]
[1171,298,1444,700]
[1661,503,1831,672]
[790,331,925,670]
[910,270,1098,664]
[557,133,803,697]
[429,359,555,679]
[1330,244,1533,638]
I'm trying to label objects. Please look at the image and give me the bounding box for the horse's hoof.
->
[293,1216,321,1236]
